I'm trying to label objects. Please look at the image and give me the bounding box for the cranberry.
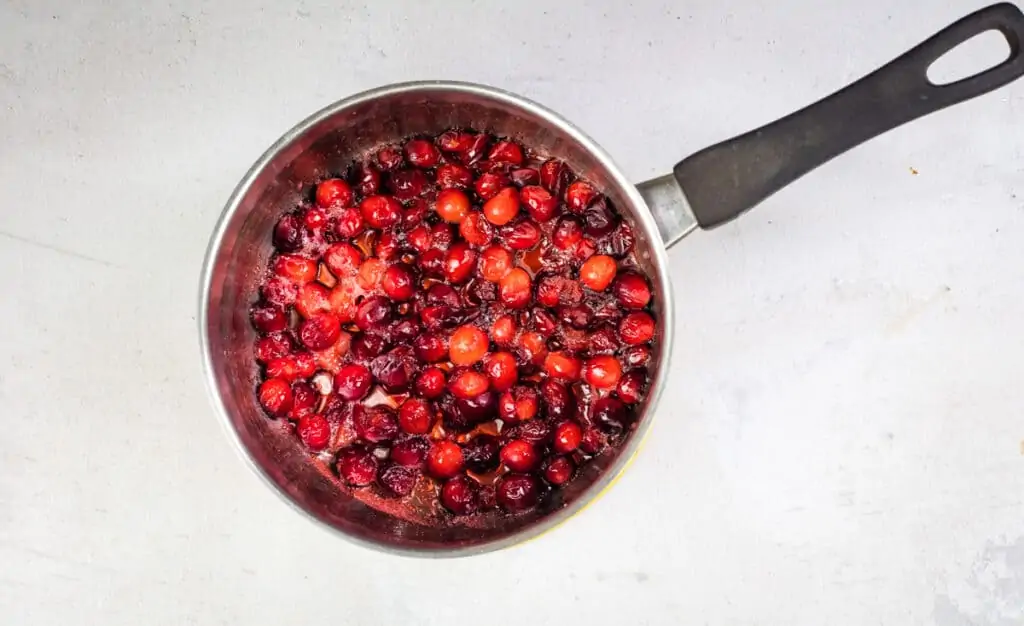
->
[323,242,362,277]
[293,283,329,318]
[266,352,317,381]
[387,168,431,201]
[553,421,583,454]
[299,313,341,350]
[580,255,617,291]
[490,315,516,346]
[510,167,540,187]
[463,435,500,473]
[587,325,619,355]
[419,249,445,277]
[519,186,557,222]
[333,363,372,401]
[455,390,497,424]
[539,159,573,197]
[475,172,508,200]
[373,232,399,261]
[483,187,519,226]
[354,405,400,443]
[350,332,389,362]
[352,162,381,196]
[619,312,655,345]
[543,352,582,381]
[376,145,403,171]
[404,138,441,168]
[398,397,433,434]
[273,213,305,252]
[496,474,540,512]
[426,440,464,479]
[354,295,393,332]
[459,212,494,246]
[478,245,513,282]
[381,263,415,301]
[613,272,651,309]
[599,220,636,258]
[552,216,583,250]
[565,180,599,213]
[498,268,532,309]
[413,332,449,363]
[359,195,402,229]
[290,381,318,418]
[337,446,379,486]
[535,275,563,308]
[389,317,422,345]
[592,397,630,434]
[407,224,432,252]
[461,133,490,165]
[303,206,329,232]
[498,386,539,423]
[516,419,552,445]
[415,366,446,398]
[574,237,597,263]
[502,220,542,251]
[580,428,606,455]
[478,351,515,392]
[580,197,614,236]
[258,378,293,416]
[444,242,477,284]
[498,440,537,472]
[370,347,417,393]
[583,355,623,389]
[441,475,479,515]
[391,437,429,467]
[540,379,575,421]
[251,304,287,333]
[617,369,647,404]
[379,464,417,496]
[435,188,470,223]
[488,140,524,165]
[449,325,489,366]
[436,163,474,189]
[273,254,317,283]
[554,304,588,330]
[297,414,331,450]
[333,207,364,239]
[528,307,558,335]
[517,331,548,365]
[437,130,475,153]
[544,456,574,485]
[430,223,454,251]
[623,345,651,368]
[449,370,489,400]
[255,333,292,363]
[316,178,354,208]
[464,278,497,306]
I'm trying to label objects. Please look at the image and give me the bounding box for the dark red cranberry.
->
[500,440,538,472]
[415,366,446,398]
[556,304,590,330]
[502,220,542,250]
[617,369,647,404]
[544,456,574,485]
[535,275,564,308]
[580,428,606,455]
[583,197,616,237]
[376,145,403,171]
[290,381,318,419]
[337,446,379,486]
[520,186,558,222]
[552,216,583,250]
[436,163,474,189]
[463,435,500,473]
[297,414,331,450]
[510,167,540,187]
[516,419,551,446]
[444,242,478,284]
[407,224,432,252]
[540,379,575,421]
[619,312,655,345]
[316,178,354,208]
[413,332,448,363]
[374,232,400,261]
[387,168,432,201]
[299,313,341,350]
[379,464,417,496]
[488,140,524,165]
[592,397,630,434]
[389,317,421,344]
[403,197,429,226]
[529,308,558,335]
[370,346,418,393]
[404,138,441,168]
[496,474,540,512]
[251,304,287,333]
[464,278,498,306]
[613,272,652,310]
[333,363,372,401]
[398,397,433,434]
[454,390,497,424]
[352,162,381,197]
[354,405,400,443]
[539,159,573,197]
[565,180,599,213]
[437,130,475,153]
[255,333,292,363]
[426,440,464,479]
[498,268,532,309]
[460,133,490,165]
[354,295,393,332]
[441,475,479,515]
[553,421,583,453]
[323,242,362,277]
[381,263,415,301]
[599,220,636,258]
[273,214,305,252]
[419,249,445,277]
[390,437,429,467]
[430,223,454,250]
[623,345,651,368]
[335,207,364,239]
[587,325,619,355]
[258,378,293,416]
[475,172,509,200]
[350,332,389,361]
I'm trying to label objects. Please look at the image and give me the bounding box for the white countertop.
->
[2,1,1023,624]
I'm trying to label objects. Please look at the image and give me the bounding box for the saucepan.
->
[199,4,1024,556]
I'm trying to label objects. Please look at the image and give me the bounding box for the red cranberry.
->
[496,474,540,512]
[266,352,317,381]
[404,138,441,168]
[580,255,617,292]
[381,263,415,301]
[543,352,582,382]
[415,366,446,398]
[580,428,606,455]
[553,421,583,453]
[613,272,651,310]
[616,369,647,404]
[478,245,513,282]
[498,386,539,423]
[623,345,651,368]
[443,242,477,284]
[251,304,287,333]
[573,237,597,263]
[587,325,619,355]
[437,130,475,153]
[290,381,318,418]
[413,332,449,363]
[403,197,429,226]
[539,159,573,197]
[398,397,433,435]
[426,283,460,307]
[371,232,398,262]
[475,172,508,200]
[430,223,454,250]
[502,220,542,251]
[520,186,558,222]
[619,312,655,345]
[592,397,630,434]
[454,390,497,424]
[500,439,538,472]
[379,464,417,496]
[528,307,558,335]
[490,315,516,346]
[299,313,341,350]
[273,214,305,252]
[297,414,331,450]
[517,331,548,365]
[510,167,540,187]
[354,295,393,332]
[435,188,470,224]
[316,178,354,208]
[352,162,381,196]
[499,268,532,309]
[515,419,551,445]
[294,283,331,318]
[449,370,489,400]
[354,405,400,443]
[258,378,293,416]
[333,363,372,401]
[565,180,599,213]
[540,379,575,421]
[582,197,616,238]
[335,207,364,238]
[359,195,402,229]
[389,317,421,345]
[273,254,317,283]
[461,133,490,165]
[255,333,292,363]
[337,446,379,486]
[483,187,519,226]
[483,351,518,391]
[544,456,574,485]
[449,325,489,366]
[370,347,418,393]
[583,355,622,389]
[387,168,432,201]
[552,216,583,250]
[391,437,429,467]
[463,435,500,473]
[535,275,564,308]
[441,475,479,515]
[555,304,588,330]
[376,145,403,171]
[407,224,432,252]
[323,242,362,277]
[436,163,474,189]
[459,212,494,246]
[427,440,464,479]
[488,140,524,165]
[350,332,389,362]
[419,249,445,277]
[303,206,329,231]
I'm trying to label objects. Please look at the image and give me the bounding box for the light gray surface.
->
[2,1,1022,624]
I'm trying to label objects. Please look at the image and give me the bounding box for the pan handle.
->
[672,2,1024,230]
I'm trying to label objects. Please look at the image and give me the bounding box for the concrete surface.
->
[2,1,1023,624]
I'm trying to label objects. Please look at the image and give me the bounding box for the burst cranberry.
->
[419,249,445,277]
[580,255,617,291]
[461,133,490,165]
[273,254,317,283]
[617,369,647,404]
[294,284,331,320]
[255,333,291,363]
[490,315,516,346]
[539,159,573,197]
[435,188,470,223]
[449,370,489,399]
[335,207,364,238]
[583,198,616,238]
[389,317,421,344]
[323,243,362,277]
[404,138,440,168]
[580,428,606,455]
[354,405,399,443]
[516,420,552,445]
[502,220,542,250]
[436,163,473,189]
[498,386,539,423]
[333,363,372,401]
[459,212,493,246]
[619,312,655,345]
[476,245,512,282]
[352,162,381,196]
[316,178,353,208]
[358,258,387,290]
[391,437,429,467]
[441,475,479,515]
[388,168,431,201]
[261,276,298,307]
[500,440,538,472]
[574,238,597,263]
[407,224,432,252]
[415,366,446,398]
[540,379,575,421]
[587,325,619,355]
[371,347,417,393]
[463,435,500,473]
[251,304,287,333]
[354,295,392,332]
[517,331,548,365]
[623,345,651,368]
[483,351,518,391]
[437,130,474,152]
[544,352,582,381]
[296,414,331,450]
[412,332,448,363]
[555,304,589,330]
[374,232,399,260]
[529,308,558,335]
[565,180,599,213]
[614,272,652,309]
[519,186,556,222]
[448,325,489,366]
[337,446,379,486]
[273,213,305,252]
[430,223,454,250]
[427,441,464,479]
[583,355,622,389]
[474,172,508,200]
[350,333,388,361]
[496,474,540,512]
[379,464,417,496]
[488,140,524,165]
[359,195,402,229]
[299,313,341,350]
[399,398,433,435]
[498,268,531,309]
[535,275,563,308]
[544,456,574,485]
[510,167,540,187]
[267,352,317,381]
[258,378,293,416]
[593,397,630,433]
[376,145,403,171]
[482,187,519,226]
[552,216,583,250]
[553,422,583,454]
[381,263,415,301]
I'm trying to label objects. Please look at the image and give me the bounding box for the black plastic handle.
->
[674,3,1024,229]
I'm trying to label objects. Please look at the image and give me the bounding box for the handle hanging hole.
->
[926,29,1012,85]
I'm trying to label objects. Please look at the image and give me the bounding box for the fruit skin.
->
[544,456,574,485]
[619,312,656,345]
[553,421,583,454]
[498,268,532,309]
[613,272,652,309]
[258,378,293,416]
[316,178,354,208]
[337,446,379,486]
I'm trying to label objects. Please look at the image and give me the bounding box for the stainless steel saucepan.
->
[200,4,1024,556]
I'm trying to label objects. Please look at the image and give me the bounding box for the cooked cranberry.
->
[354,405,400,443]
[425,283,460,307]
[478,245,513,282]
[529,308,558,335]
[387,168,431,201]
[350,332,389,362]
[316,178,354,208]
[463,435,500,473]
[426,440,464,479]
[427,224,452,251]
[379,464,417,496]
[616,369,647,404]
[381,263,415,301]
[584,355,622,389]
[303,206,329,231]
[619,312,655,345]
[497,220,540,251]
[404,138,440,168]
[488,140,524,165]
[359,195,402,229]
[435,188,470,223]
[553,421,583,454]
[351,296,390,332]
[370,347,417,393]
[519,186,557,222]
[500,440,539,472]
[273,213,305,252]
[539,159,573,197]
[574,237,597,263]
[444,242,477,284]
[419,249,445,277]
[613,272,652,309]
[255,333,292,363]
[293,283,330,318]
[388,316,420,343]
[552,216,583,250]
[266,352,317,381]
[580,255,617,291]
[510,167,540,187]
[335,207,364,238]
[490,314,516,346]
[482,351,518,392]
[299,313,341,350]
[391,437,429,467]
[534,275,563,308]
[455,390,497,423]
[436,163,474,189]
[411,332,447,363]
[459,212,494,246]
[565,180,599,213]
[496,474,540,512]
[273,254,317,283]
[251,304,287,333]
[587,325,619,355]
[483,187,519,226]
[517,331,548,365]
[498,386,539,423]
[622,346,651,368]
[373,232,399,261]
[449,370,489,399]
[296,414,331,450]
[464,278,497,306]
[516,419,552,445]
[544,456,574,485]
[290,381,318,417]
[592,397,630,433]
[258,378,293,416]
[437,130,475,153]
[449,325,489,366]
[553,304,587,330]
[543,352,582,381]
[583,198,617,238]
[580,428,606,455]
[441,475,479,515]
[407,224,432,252]
[475,172,508,200]
[376,145,403,171]
[337,446,379,486]
[333,363,372,401]
[599,220,636,258]
[461,133,490,165]
[414,366,446,398]
[540,379,575,421]
[398,398,433,435]
[351,162,381,196]
[323,242,362,277]
[498,268,532,309]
